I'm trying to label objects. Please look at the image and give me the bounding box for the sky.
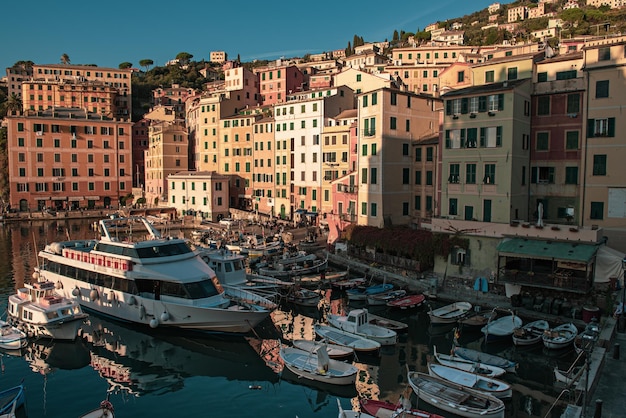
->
[1,0,498,72]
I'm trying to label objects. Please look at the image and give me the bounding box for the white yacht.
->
[35,216,272,334]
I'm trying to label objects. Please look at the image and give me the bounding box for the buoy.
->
[72,287,80,297]
[128,296,136,305]
[139,305,146,319]
[32,271,39,280]
[160,312,170,322]
[149,318,159,328]
[249,385,262,390]
[55,281,63,290]
[89,289,99,301]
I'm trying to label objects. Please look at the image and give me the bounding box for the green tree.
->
[118,62,133,69]
[7,94,22,114]
[176,52,193,66]
[392,30,399,42]
[139,59,154,71]
[60,53,70,65]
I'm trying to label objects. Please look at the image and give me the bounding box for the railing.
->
[498,269,591,294]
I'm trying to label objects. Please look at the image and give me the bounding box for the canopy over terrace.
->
[496,238,599,294]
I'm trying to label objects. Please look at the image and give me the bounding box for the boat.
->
[407,371,505,418]
[427,363,512,399]
[0,320,28,350]
[543,323,578,350]
[346,283,393,302]
[294,270,349,289]
[292,339,354,359]
[359,397,445,418]
[0,383,25,417]
[285,288,321,307]
[7,279,87,341]
[257,256,328,278]
[459,310,496,329]
[433,346,506,378]
[275,250,317,265]
[574,319,600,354]
[338,399,375,418]
[453,347,517,373]
[481,313,523,342]
[512,320,550,346]
[386,293,426,309]
[313,324,381,353]
[365,312,409,333]
[366,289,406,306]
[327,309,398,346]
[34,215,273,334]
[554,365,583,386]
[428,301,472,324]
[79,399,115,418]
[332,277,366,290]
[279,344,358,386]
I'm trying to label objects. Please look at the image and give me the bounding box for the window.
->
[565,131,579,150]
[556,70,577,80]
[361,202,367,215]
[507,67,517,80]
[485,70,494,83]
[371,203,377,217]
[415,148,422,162]
[449,164,460,183]
[426,171,433,186]
[402,168,410,184]
[371,144,377,155]
[537,72,548,82]
[596,80,609,98]
[589,117,615,137]
[457,71,464,83]
[415,170,422,185]
[565,167,578,185]
[484,164,495,184]
[590,202,604,220]
[598,47,611,61]
[371,168,377,184]
[426,147,433,162]
[402,202,409,216]
[402,143,409,156]
[390,117,397,130]
[466,164,476,184]
[537,96,550,115]
[414,196,421,210]
[390,92,397,105]
[469,97,479,113]
[536,132,549,151]
[487,94,501,111]
[480,126,502,148]
[567,93,580,114]
[592,155,606,176]
[532,166,555,184]
[449,198,458,216]
[361,168,367,184]
[362,96,368,107]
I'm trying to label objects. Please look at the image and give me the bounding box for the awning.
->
[85,196,100,200]
[35,197,48,200]
[497,238,599,263]
[294,209,306,214]
[51,197,66,200]
[68,196,84,201]
[305,212,318,217]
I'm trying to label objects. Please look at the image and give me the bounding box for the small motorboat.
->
[366,289,406,306]
[481,313,523,343]
[280,344,358,386]
[459,310,497,329]
[543,323,578,350]
[386,293,426,309]
[432,346,506,378]
[314,324,380,353]
[554,365,584,386]
[0,320,28,350]
[427,363,512,399]
[285,288,320,307]
[359,397,445,418]
[428,301,472,324]
[453,347,517,373]
[331,277,366,290]
[346,283,393,301]
[512,320,550,346]
[337,399,375,418]
[327,309,397,346]
[79,399,115,418]
[293,339,354,359]
[366,312,409,333]
[0,383,25,417]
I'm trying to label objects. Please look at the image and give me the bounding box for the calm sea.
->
[0,219,572,417]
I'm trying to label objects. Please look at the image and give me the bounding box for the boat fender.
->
[89,289,99,301]
[72,287,81,297]
[139,305,146,319]
[128,296,136,305]
[55,281,63,290]
[160,312,170,322]
[149,318,159,328]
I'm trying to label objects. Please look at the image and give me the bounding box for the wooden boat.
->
[338,399,375,418]
[407,371,505,418]
[543,323,578,350]
[79,399,115,418]
[279,344,358,385]
[7,279,88,340]
[332,277,366,290]
[432,346,506,378]
[386,293,425,310]
[346,283,393,301]
[512,320,550,346]
[554,365,583,386]
[453,347,517,373]
[574,320,600,354]
[295,270,348,288]
[0,383,25,417]
[359,397,445,418]
[276,251,317,265]
[0,320,28,350]
[427,363,512,399]
[257,257,328,278]
[327,309,398,346]
[366,312,409,333]
[428,301,472,324]
[459,310,496,329]
[481,314,523,342]
[292,339,354,359]
[366,290,406,306]
[285,288,320,307]
[314,324,380,353]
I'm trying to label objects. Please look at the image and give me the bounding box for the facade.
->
[586,0,625,8]
[168,171,229,220]
[7,108,132,211]
[413,136,439,224]
[224,65,259,108]
[251,117,276,217]
[210,51,227,63]
[333,67,396,95]
[508,6,527,22]
[256,64,305,106]
[132,119,150,189]
[152,84,196,119]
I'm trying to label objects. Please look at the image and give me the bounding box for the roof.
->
[496,238,599,263]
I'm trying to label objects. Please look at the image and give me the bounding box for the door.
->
[483,199,492,222]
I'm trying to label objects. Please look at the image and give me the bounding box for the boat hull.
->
[543,323,578,350]
[428,302,472,324]
[314,324,380,353]
[280,346,357,386]
[428,363,512,399]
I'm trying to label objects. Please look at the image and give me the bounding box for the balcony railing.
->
[363,129,376,137]
[498,269,591,294]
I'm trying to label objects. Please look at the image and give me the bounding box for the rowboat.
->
[365,312,409,333]
[428,301,472,324]
[543,323,578,350]
[453,347,517,373]
[79,399,115,418]
[407,371,505,418]
[359,397,445,418]
[512,320,550,346]
[292,339,354,359]
[386,293,426,309]
[346,283,393,301]
[481,313,523,343]
[327,309,397,346]
[459,310,496,329]
[427,363,512,399]
[433,346,506,378]
[0,320,28,350]
[280,344,358,386]
[0,383,25,417]
[366,290,406,306]
[285,288,320,307]
[314,324,380,353]
[332,277,366,290]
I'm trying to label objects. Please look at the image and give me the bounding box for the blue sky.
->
[2,0,498,71]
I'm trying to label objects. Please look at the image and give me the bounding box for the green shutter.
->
[446,100,452,115]
[445,130,451,148]
[608,117,616,137]
[480,127,486,147]
[496,126,502,146]
[460,129,466,148]
[531,167,537,183]
[587,119,595,138]
[498,94,504,111]
[461,98,468,114]
[478,96,487,112]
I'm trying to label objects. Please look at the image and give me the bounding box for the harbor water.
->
[0,219,575,417]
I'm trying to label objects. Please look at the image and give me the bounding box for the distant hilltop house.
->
[563,0,580,9]
[586,0,626,8]
[508,5,527,22]
[488,2,501,14]
[432,31,465,46]
[210,51,226,64]
[425,22,439,32]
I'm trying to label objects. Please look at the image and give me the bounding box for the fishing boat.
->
[285,288,321,307]
[365,312,409,333]
[366,289,406,306]
[512,320,550,346]
[459,310,496,330]
[7,279,87,341]
[313,324,380,353]
[34,216,273,334]
[346,283,393,302]
[428,301,472,324]
[332,277,366,290]
[257,256,328,278]
[432,346,506,378]
[554,365,583,386]
[275,251,317,265]
[337,399,375,418]
[279,344,358,386]
[481,313,523,343]
[0,320,28,350]
[407,371,506,418]
[543,323,578,350]
[292,339,354,359]
[427,363,512,399]
[79,399,115,418]
[0,383,25,417]
[386,293,425,310]
[453,347,517,373]
[327,309,398,346]
[359,397,445,418]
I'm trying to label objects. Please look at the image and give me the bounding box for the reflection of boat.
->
[279,344,358,386]
[407,372,505,418]
[542,323,578,350]
[512,320,550,346]
[428,302,472,324]
[79,399,115,418]
[37,216,272,334]
[327,309,397,346]
[0,383,25,417]
[0,320,28,350]
[7,279,87,340]
[427,363,512,399]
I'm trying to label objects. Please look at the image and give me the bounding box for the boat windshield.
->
[96,242,192,259]
[135,278,220,299]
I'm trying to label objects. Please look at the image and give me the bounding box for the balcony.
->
[498,268,591,294]
[363,129,376,137]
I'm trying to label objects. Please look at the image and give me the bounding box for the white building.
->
[168,171,230,220]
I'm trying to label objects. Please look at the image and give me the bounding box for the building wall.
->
[252,118,276,217]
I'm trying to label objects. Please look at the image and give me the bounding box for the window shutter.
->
[478,96,487,112]
[464,249,471,267]
[446,100,452,115]
[461,98,469,114]
[445,130,451,148]
[498,94,504,111]
[587,119,595,138]
[480,127,486,147]
[496,126,502,146]
[549,167,555,183]
[531,167,537,183]
[608,117,616,137]
[460,129,466,148]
